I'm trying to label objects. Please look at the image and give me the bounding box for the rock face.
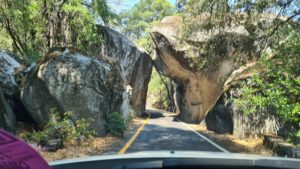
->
[0,51,22,132]
[264,134,300,158]
[206,92,283,139]
[99,26,152,116]
[205,77,288,139]
[21,47,127,135]
[0,51,21,95]
[205,94,233,134]
[151,16,268,123]
[0,88,16,133]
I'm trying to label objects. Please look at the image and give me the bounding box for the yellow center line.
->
[118,112,150,154]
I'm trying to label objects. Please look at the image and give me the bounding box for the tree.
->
[182,0,300,38]
[121,0,174,50]
[0,0,116,62]
[0,27,12,51]
[89,0,120,25]
[0,0,37,59]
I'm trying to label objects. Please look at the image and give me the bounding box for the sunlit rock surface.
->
[99,26,152,116]
[150,15,269,123]
[21,47,127,135]
[151,15,295,138]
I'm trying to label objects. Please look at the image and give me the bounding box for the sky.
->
[108,0,176,13]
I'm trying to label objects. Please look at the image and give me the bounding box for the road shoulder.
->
[186,123,273,156]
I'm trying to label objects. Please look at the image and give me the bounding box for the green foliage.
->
[127,109,136,123]
[0,0,41,61]
[181,0,300,33]
[0,0,116,62]
[183,0,232,29]
[234,33,300,143]
[0,28,12,51]
[121,0,174,50]
[90,0,120,25]
[62,0,104,55]
[29,130,48,146]
[178,0,300,72]
[106,112,127,137]
[234,74,269,116]
[21,108,95,146]
[147,69,174,110]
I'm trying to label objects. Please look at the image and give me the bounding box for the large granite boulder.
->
[0,51,22,132]
[0,51,22,95]
[150,15,277,123]
[21,47,128,135]
[0,88,16,133]
[99,26,153,116]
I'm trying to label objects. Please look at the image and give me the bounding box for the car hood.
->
[50,151,300,168]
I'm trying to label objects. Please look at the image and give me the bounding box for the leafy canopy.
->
[0,0,117,62]
[121,0,174,50]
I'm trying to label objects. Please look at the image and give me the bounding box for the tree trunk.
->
[47,0,67,47]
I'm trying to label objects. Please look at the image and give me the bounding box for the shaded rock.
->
[206,83,284,139]
[99,26,152,116]
[21,47,127,135]
[263,134,285,150]
[44,139,63,152]
[264,134,300,158]
[205,94,233,134]
[12,94,36,124]
[0,51,22,95]
[0,51,33,126]
[0,88,16,133]
[0,51,23,133]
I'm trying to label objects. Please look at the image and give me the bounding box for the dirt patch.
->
[26,118,144,162]
[38,136,118,161]
[188,124,273,156]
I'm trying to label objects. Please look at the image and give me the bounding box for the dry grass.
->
[35,118,144,162]
[188,123,273,156]
[38,136,118,161]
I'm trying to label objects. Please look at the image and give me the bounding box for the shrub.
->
[234,33,300,144]
[21,108,95,146]
[127,109,136,124]
[106,112,127,137]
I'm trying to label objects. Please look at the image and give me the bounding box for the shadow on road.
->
[126,124,221,153]
[172,116,200,124]
[145,110,165,119]
[145,109,199,124]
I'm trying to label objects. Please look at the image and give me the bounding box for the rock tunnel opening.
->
[145,68,176,113]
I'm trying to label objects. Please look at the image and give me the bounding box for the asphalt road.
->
[124,109,226,153]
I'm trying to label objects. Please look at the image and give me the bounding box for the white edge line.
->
[175,117,229,153]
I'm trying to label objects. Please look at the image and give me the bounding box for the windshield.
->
[0,0,299,167]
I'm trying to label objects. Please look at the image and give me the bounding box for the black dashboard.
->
[51,156,300,169]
